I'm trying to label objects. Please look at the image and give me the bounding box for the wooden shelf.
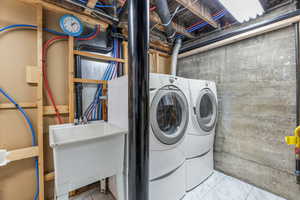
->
[74,50,126,63]
[73,78,107,84]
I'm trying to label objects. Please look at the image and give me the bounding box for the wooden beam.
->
[45,172,55,182]
[149,40,171,53]
[6,146,39,162]
[123,42,129,75]
[0,103,69,116]
[179,15,300,58]
[17,0,109,28]
[174,0,218,28]
[73,78,107,84]
[36,5,45,200]
[85,0,98,14]
[0,102,37,109]
[150,12,195,39]
[43,105,69,115]
[149,49,170,58]
[68,37,75,123]
[120,25,171,53]
[155,52,160,73]
[74,50,126,63]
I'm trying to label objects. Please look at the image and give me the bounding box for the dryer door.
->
[150,85,189,145]
[195,88,218,132]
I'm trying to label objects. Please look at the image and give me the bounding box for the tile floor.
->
[71,171,286,200]
[183,171,286,200]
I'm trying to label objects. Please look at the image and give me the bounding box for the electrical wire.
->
[0,87,39,200]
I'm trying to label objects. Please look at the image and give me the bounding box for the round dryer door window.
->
[196,89,218,132]
[151,85,189,145]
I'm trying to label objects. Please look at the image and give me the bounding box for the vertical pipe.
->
[128,0,150,200]
[295,0,300,185]
[171,38,182,76]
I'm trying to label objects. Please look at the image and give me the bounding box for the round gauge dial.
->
[59,14,83,37]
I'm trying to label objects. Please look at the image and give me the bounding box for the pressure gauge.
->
[59,14,83,37]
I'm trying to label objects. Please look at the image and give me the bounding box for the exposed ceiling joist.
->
[174,0,218,28]
[84,0,98,14]
[150,12,195,39]
[18,0,109,27]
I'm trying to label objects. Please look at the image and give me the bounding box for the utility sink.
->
[49,121,126,200]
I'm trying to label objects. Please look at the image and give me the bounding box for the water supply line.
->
[171,38,182,76]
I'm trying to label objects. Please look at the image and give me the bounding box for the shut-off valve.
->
[285,126,300,184]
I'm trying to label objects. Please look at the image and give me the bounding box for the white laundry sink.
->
[49,121,126,200]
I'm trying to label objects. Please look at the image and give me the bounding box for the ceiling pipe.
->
[155,0,176,41]
[128,1,150,200]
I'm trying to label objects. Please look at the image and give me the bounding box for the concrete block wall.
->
[177,8,300,199]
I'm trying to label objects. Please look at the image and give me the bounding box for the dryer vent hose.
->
[171,38,182,76]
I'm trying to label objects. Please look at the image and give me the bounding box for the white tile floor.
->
[183,171,286,200]
[71,171,286,200]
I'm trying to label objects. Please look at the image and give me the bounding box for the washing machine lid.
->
[150,85,189,145]
[195,88,217,132]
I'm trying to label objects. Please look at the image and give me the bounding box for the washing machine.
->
[185,79,218,191]
[108,73,190,200]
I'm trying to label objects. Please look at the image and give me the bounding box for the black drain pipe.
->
[295,0,300,185]
[128,0,150,200]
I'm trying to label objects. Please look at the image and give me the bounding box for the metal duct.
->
[155,0,175,40]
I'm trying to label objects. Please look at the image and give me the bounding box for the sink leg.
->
[116,173,125,200]
[56,193,69,200]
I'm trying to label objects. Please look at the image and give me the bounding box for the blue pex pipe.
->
[0,87,39,200]
[187,11,227,33]
[0,24,99,38]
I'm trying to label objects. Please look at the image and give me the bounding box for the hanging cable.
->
[0,87,39,200]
